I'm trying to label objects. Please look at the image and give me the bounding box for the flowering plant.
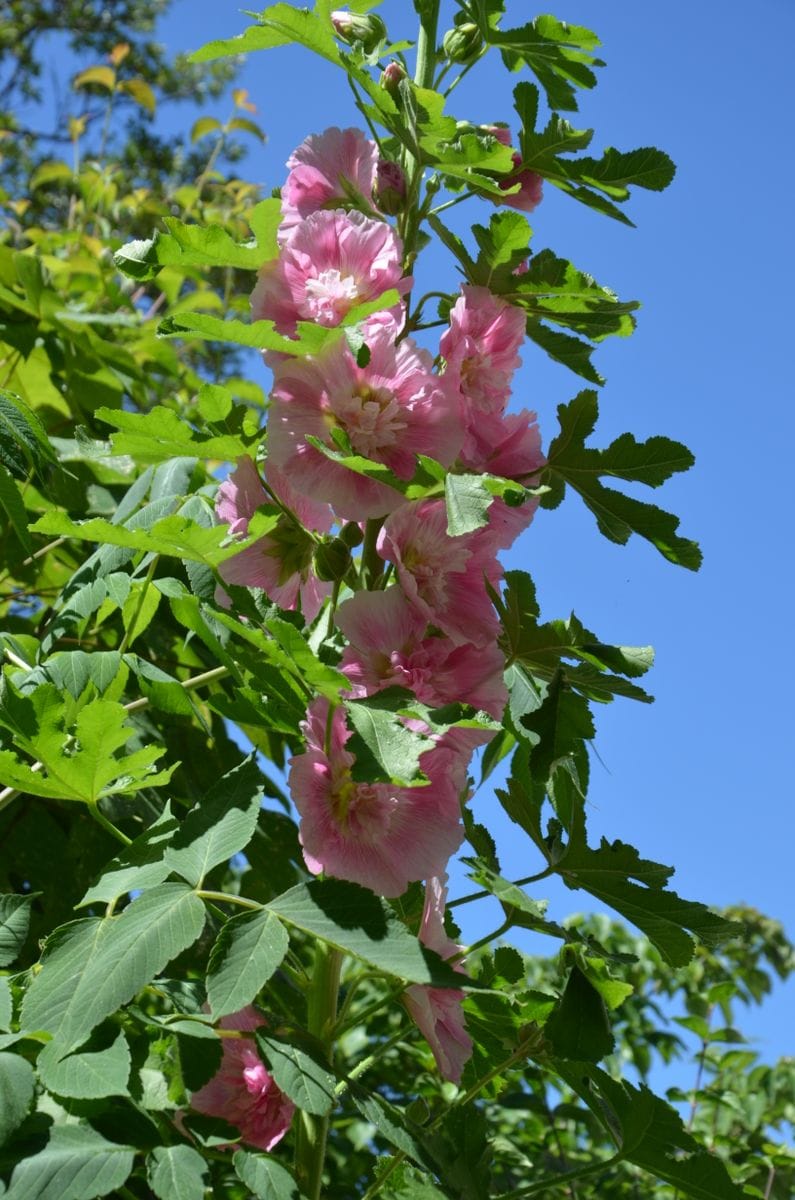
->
[1,4,780,1200]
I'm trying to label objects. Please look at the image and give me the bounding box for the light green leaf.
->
[0,894,35,967]
[20,883,206,1053]
[207,909,289,1019]
[164,755,264,887]
[5,1124,135,1200]
[233,1150,306,1200]
[190,3,342,67]
[345,691,434,785]
[36,1029,131,1099]
[267,881,464,987]
[147,1145,208,1200]
[96,401,256,463]
[256,1033,335,1116]
[0,1052,35,1147]
[190,116,222,142]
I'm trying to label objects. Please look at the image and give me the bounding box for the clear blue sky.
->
[43,0,795,1077]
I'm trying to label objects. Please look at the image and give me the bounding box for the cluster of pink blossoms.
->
[214,126,545,1090]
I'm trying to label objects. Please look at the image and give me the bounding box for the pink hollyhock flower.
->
[441,285,526,418]
[215,456,333,622]
[404,876,473,1083]
[288,698,465,897]
[189,1007,295,1151]
[268,324,464,522]
[377,499,501,647]
[498,153,544,213]
[457,409,546,551]
[251,209,408,338]
[373,160,406,216]
[337,587,507,719]
[280,126,379,241]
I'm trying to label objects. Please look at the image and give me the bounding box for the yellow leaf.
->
[109,42,130,66]
[232,87,256,113]
[119,78,156,114]
[73,65,116,91]
[190,116,222,142]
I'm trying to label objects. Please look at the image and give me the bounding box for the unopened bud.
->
[373,159,406,215]
[380,61,407,98]
[339,522,364,548]
[331,10,387,54]
[313,537,352,583]
[442,21,483,64]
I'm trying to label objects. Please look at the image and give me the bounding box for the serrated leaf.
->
[0,894,35,967]
[345,692,433,785]
[20,883,205,1053]
[164,755,264,886]
[267,881,465,987]
[487,16,602,112]
[190,3,342,67]
[78,804,178,907]
[256,1033,335,1116]
[96,402,256,463]
[0,388,57,481]
[147,1145,208,1200]
[0,1052,35,1147]
[233,1150,305,1200]
[0,463,32,553]
[5,1124,135,1200]
[36,1029,131,1099]
[544,966,613,1060]
[206,909,289,1019]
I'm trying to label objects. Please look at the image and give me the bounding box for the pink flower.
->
[498,153,544,213]
[377,500,501,647]
[337,587,507,718]
[268,324,464,522]
[251,209,408,338]
[280,127,379,241]
[189,1007,295,1151]
[404,876,473,1083]
[479,123,512,147]
[373,160,406,216]
[215,456,333,621]
[288,698,465,897]
[441,285,526,418]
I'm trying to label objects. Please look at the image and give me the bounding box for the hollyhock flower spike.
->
[377,499,502,646]
[404,876,473,1084]
[215,456,333,622]
[268,322,464,522]
[251,208,408,338]
[288,698,465,897]
[441,284,526,419]
[279,126,379,240]
[189,1007,295,1151]
[337,586,507,719]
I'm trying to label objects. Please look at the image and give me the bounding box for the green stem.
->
[361,518,384,588]
[448,866,555,909]
[118,554,158,656]
[496,1153,622,1199]
[400,0,441,270]
[295,944,343,1200]
[87,801,131,846]
[196,890,263,911]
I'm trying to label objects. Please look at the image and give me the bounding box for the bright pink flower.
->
[251,209,407,338]
[404,876,473,1083]
[189,1007,294,1151]
[215,456,333,621]
[498,153,544,212]
[441,285,526,418]
[268,325,464,521]
[280,127,379,240]
[337,587,507,718]
[377,500,501,647]
[288,698,465,897]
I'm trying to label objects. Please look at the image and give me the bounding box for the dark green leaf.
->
[0,895,35,967]
[5,1124,135,1200]
[233,1150,306,1199]
[0,1052,35,1148]
[206,910,289,1019]
[544,966,613,1060]
[147,1145,208,1200]
[164,755,265,886]
[256,1033,336,1116]
[36,1029,131,1100]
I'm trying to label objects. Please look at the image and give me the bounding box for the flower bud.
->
[380,61,407,98]
[479,123,512,147]
[331,10,387,54]
[442,21,483,64]
[373,159,406,215]
[313,537,352,583]
[339,522,364,548]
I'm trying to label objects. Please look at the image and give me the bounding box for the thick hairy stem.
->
[295,944,343,1200]
[400,0,441,271]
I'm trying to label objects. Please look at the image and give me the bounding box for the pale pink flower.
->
[288,698,465,897]
[280,127,379,241]
[377,500,501,647]
[498,153,544,212]
[251,209,408,338]
[215,456,333,621]
[189,1007,294,1151]
[404,876,473,1083]
[373,160,406,215]
[268,325,464,522]
[441,285,526,418]
[337,587,507,718]
[479,123,512,147]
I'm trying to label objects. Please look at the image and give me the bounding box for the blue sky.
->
[35,0,795,1080]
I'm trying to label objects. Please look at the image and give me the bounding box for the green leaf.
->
[0,387,57,482]
[445,472,495,535]
[0,1052,35,1148]
[486,16,603,112]
[4,1124,135,1200]
[190,3,342,67]
[96,402,257,464]
[20,883,206,1053]
[543,391,701,569]
[233,1150,306,1200]
[36,1029,131,1099]
[118,77,156,113]
[164,755,265,887]
[525,321,604,384]
[544,965,613,1060]
[345,691,434,785]
[206,909,289,1019]
[255,1033,336,1116]
[0,978,11,1031]
[267,881,465,987]
[0,463,32,553]
[147,1145,208,1200]
[0,894,35,967]
[190,115,222,142]
[78,804,178,907]
[0,685,174,803]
